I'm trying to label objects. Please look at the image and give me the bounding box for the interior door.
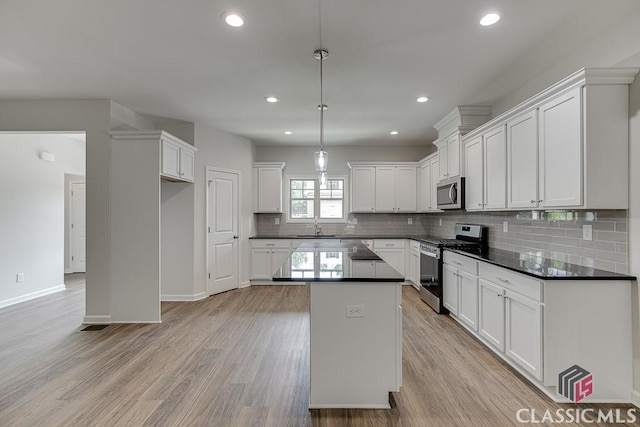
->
[207,168,239,295]
[70,182,86,273]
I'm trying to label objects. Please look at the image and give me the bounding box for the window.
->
[287,176,347,222]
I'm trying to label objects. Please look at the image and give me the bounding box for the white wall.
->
[629,72,640,397]
[255,144,433,175]
[0,100,112,320]
[0,134,85,306]
[194,124,255,292]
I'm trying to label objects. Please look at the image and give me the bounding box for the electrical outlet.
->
[346,304,365,318]
[16,273,24,283]
[274,217,280,225]
[503,221,508,233]
[408,217,413,225]
[583,225,593,241]
[352,217,358,224]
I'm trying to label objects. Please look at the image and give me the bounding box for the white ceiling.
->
[1,0,639,146]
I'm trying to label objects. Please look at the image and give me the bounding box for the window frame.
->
[285,174,348,223]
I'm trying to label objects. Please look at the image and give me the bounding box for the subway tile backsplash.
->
[254,209,628,273]
[423,210,628,274]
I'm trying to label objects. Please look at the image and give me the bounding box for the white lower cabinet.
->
[478,279,505,351]
[373,240,406,277]
[505,289,543,380]
[446,250,633,403]
[407,241,420,289]
[250,240,292,280]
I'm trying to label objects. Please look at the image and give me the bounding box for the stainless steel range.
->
[419,224,487,313]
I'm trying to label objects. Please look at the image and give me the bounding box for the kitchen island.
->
[273,241,403,409]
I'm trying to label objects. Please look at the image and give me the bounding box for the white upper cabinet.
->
[463,68,638,210]
[349,163,417,213]
[507,110,538,209]
[483,126,507,209]
[253,162,285,213]
[350,166,376,212]
[419,154,439,212]
[538,88,582,208]
[436,135,460,181]
[464,125,506,211]
[464,136,484,211]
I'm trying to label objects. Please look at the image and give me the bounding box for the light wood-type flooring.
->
[0,277,638,426]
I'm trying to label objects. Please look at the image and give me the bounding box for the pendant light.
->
[313,1,328,178]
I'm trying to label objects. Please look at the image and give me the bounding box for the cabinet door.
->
[436,140,448,181]
[538,87,582,208]
[430,159,440,209]
[375,248,405,276]
[505,291,543,380]
[179,148,195,182]
[257,168,282,212]
[407,249,418,285]
[374,261,397,279]
[251,249,271,280]
[419,162,432,211]
[395,167,417,212]
[478,279,505,351]
[442,264,459,316]
[161,140,181,179]
[507,110,538,209]
[447,134,460,177]
[458,270,479,331]
[483,126,506,209]
[464,136,484,211]
[271,248,291,276]
[350,167,375,212]
[351,260,376,278]
[374,167,396,212]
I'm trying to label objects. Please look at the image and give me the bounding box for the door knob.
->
[233,235,239,239]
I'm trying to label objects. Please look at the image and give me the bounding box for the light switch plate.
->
[408,218,413,225]
[583,225,593,241]
[274,217,280,225]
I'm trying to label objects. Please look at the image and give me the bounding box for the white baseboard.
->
[110,320,162,324]
[0,285,66,309]
[161,292,208,302]
[239,280,251,288]
[64,268,72,274]
[632,390,640,408]
[83,315,112,324]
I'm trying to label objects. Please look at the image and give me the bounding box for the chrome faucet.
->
[314,218,322,236]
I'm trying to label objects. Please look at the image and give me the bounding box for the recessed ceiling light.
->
[480,13,500,26]
[390,131,399,135]
[265,96,279,103]
[223,13,244,27]
[416,96,429,103]
[283,131,293,135]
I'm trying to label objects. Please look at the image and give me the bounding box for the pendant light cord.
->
[318,0,324,152]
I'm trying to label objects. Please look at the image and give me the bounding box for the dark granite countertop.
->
[446,248,636,281]
[250,234,431,242]
[272,241,403,282]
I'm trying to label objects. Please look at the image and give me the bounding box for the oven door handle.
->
[420,250,439,259]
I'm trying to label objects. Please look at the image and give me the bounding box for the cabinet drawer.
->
[479,263,543,302]
[374,239,406,250]
[409,240,420,251]
[443,251,478,275]
[251,239,291,249]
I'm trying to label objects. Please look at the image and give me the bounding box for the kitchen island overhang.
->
[273,241,404,409]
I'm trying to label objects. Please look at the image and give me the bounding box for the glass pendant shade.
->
[314,149,328,172]
[319,171,327,186]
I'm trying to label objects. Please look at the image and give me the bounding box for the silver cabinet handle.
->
[453,261,462,266]
[496,277,510,284]
[530,200,536,204]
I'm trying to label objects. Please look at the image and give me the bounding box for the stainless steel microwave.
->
[436,176,465,210]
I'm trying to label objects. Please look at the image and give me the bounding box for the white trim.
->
[309,403,391,409]
[0,285,66,309]
[161,293,208,302]
[239,280,251,288]
[83,315,112,324]
[109,130,197,151]
[64,269,73,274]
[632,390,640,408]
[285,174,349,224]
[69,180,86,273]
[110,320,162,324]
